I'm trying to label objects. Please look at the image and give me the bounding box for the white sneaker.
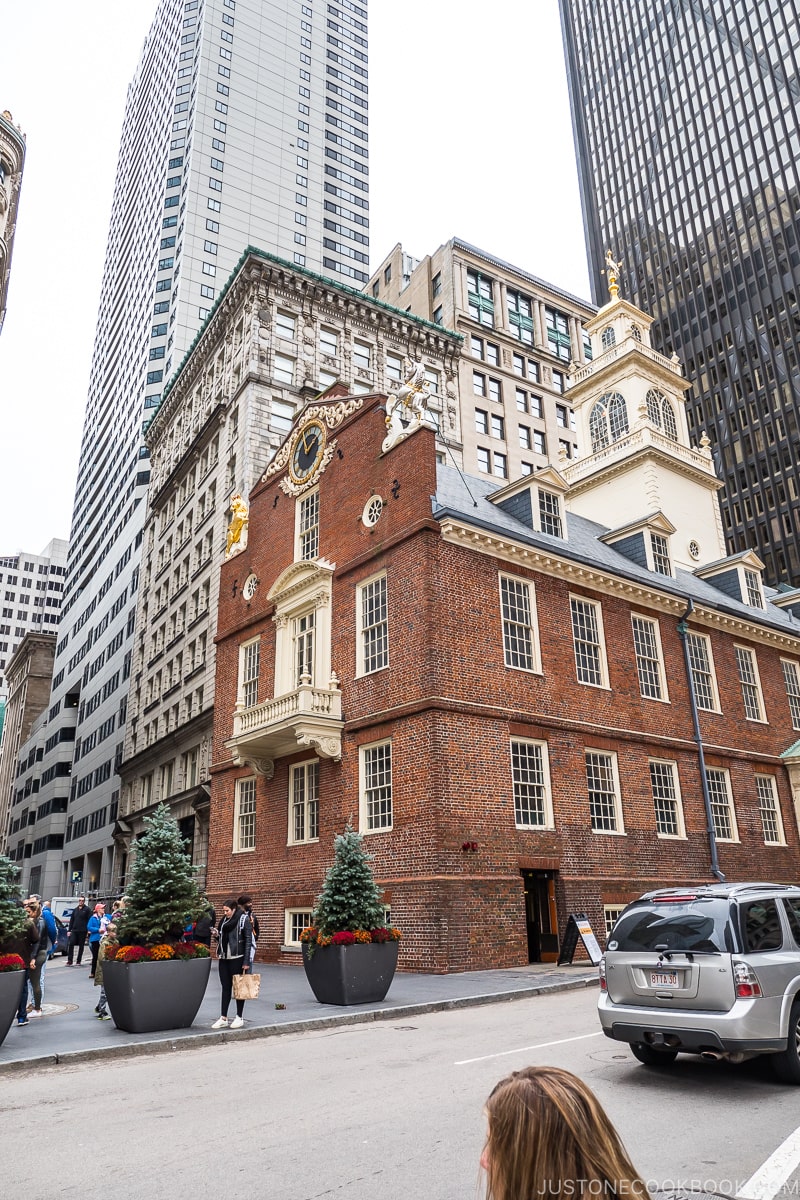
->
[29,1010,43,1018]
[229,1016,244,1029]
[211,1016,229,1029]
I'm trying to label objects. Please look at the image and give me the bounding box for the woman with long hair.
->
[481,1066,646,1200]
[211,897,253,1030]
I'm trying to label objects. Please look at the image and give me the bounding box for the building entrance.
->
[522,869,559,963]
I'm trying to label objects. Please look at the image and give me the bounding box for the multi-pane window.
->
[756,775,784,845]
[500,574,538,671]
[473,371,487,397]
[649,760,682,836]
[604,906,626,940]
[488,378,502,403]
[545,306,572,361]
[570,597,606,686]
[516,389,529,413]
[511,739,552,828]
[353,341,371,371]
[743,569,764,608]
[735,646,765,721]
[477,447,491,473]
[507,290,534,344]
[650,533,671,576]
[538,490,562,538]
[475,410,489,435]
[276,310,297,339]
[706,768,737,840]
[645,388,678,440]
[360,574,388,674]
[782,660,800,729]
[493,452,507,478]
[274,353,295,384]
[631,615,665,700]
[298,490,319,560]
[320,327,338,357]
[290,760,319,843]
[466,269,494,327]
[519,425,532,450]
[234,777,257,851]
[241,639,260,708]
[491,414,505,439]
[586,751,622,832]
[361,741,392,831]
[294,611,315,686]
[686,632,718,711]
[589,392,629,452]
[285,909,314,945]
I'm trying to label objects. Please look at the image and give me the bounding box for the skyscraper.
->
[559,0,800,584]
[14,0,369,898]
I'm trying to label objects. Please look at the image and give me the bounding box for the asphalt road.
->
[2,988,800,1200]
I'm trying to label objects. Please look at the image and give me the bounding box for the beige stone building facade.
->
[0,110,25,335]
[0,634,56,858]
[369,239,595,480]
[116,249,461,886]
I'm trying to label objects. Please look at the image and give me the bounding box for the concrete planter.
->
[0,969,24,1045]
[302,940,398,1005]
[103,956,211,1033]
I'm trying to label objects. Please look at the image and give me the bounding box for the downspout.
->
[676,599,726,882]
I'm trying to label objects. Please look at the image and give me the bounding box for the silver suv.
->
[598,882,800,1083]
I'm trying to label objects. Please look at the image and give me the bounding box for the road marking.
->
[736,1125,800,1200]
[455,1031,602,1066]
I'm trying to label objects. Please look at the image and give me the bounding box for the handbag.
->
[232,972,261,1000]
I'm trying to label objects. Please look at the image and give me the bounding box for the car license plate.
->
[650,971,678,988]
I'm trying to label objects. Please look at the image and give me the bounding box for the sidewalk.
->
[0,955,598,1073]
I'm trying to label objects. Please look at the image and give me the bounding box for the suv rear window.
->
[608,898,736,953]
[741,900,783,952]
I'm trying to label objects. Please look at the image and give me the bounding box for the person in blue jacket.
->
[88,902,106,978]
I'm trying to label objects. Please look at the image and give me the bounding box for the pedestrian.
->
[193,898,216,947]
[211,897,253,1030]
[16,900,47,1024]
[87,902,105,977]
[66,896,91,966]
[237,894,259,970]
[480,1066,646,1200]
[26,894,57,1008]
[93,922,119,1020]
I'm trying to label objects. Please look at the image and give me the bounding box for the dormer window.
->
[538,489,563,538]
[693,551,765,609]
[743,568,764,609]
[589,392,629,452]
[650,532,672,576]
[645,389,678,440]
[601,326,616,350]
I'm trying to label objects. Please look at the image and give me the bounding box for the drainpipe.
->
[676,599,726,882]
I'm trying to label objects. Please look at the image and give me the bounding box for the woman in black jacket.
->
[211,898,253,1030]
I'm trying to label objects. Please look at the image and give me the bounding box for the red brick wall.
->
[208,393,800,972]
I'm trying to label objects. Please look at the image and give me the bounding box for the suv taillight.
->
[734,961,762,998]
[598,956,607,991]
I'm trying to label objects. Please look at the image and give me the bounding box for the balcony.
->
[225,675,343,779]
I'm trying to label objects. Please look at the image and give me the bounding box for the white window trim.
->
[510,737,554,830]
[755,774,786,846]
[268,559,334,698]
[356,569,389,678]
[586,748,625,835]
[535,487,566,539]
[237,635,260,709]
[287,758,320,845]
[781,658,800,730]
[649,758,687,840]
[687,630,721,713]
[499,573,542,675]
[359,738,393,834]
[283,907,314,948]
[603,905,627,941]
[570,594,610,690]
[631,613,670,704]
[706,767,739,843]
[294,486,320,563]
[734,643,767,723]
[233,775,257,853]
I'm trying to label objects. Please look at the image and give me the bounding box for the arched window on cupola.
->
[630,324,642,341]
[601,326,616,349]
[589,392,629,452]
[645,388,678,441]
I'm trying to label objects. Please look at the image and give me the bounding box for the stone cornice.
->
[438,517,800,652]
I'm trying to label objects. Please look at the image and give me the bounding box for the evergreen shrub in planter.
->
[300,824,401,1006]
[0,856,28,1047]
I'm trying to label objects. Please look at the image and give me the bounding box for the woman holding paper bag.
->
[211,897,253,1030]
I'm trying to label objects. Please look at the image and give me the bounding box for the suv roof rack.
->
[642,881,800,901]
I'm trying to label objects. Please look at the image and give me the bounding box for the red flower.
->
[0,953,25,972]
[330,931,356,945]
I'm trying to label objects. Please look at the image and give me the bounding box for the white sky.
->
[0,0,590,555]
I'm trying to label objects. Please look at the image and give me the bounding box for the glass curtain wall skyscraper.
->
[559,0,800,585]
[18,0,369,898]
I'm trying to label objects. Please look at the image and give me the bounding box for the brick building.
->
[208,286,800,973]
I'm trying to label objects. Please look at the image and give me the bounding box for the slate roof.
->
[432,463,800,641]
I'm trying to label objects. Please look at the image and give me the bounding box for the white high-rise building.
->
[0,540,68,701]
[18,0,369,899]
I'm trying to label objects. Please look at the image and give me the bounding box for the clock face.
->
[242,573,259,601]
[290,419,327,484]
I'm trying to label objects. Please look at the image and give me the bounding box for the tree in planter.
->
[0,854,27,955]
[314,822,386,935]
[121,804,206,945]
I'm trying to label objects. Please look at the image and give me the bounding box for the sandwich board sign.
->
[557,913,603,966]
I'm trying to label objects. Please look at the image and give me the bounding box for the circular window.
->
[362,496,384,528]
[688,540,701,561]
